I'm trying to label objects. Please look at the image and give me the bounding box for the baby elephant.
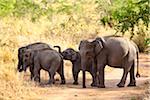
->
[54,46,97,87]
[22,49,66,84]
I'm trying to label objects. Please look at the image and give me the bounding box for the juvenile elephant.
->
[79,35,140,88]
[22,49,66,84]
[17,42,52,80]
[54,46,97,86]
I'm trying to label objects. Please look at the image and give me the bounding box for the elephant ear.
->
[26,50,34,64]
[71,51,78,61]
[30,51,35,63]
[79,40,84,50]
[93,37,106,55]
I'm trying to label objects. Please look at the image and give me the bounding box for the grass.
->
[0,12,113,100]
[0,0,149,99]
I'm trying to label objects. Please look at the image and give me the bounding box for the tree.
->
[100,0,149,37]
[100,0,149,52]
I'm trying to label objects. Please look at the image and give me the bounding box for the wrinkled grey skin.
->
[17,42,51,80]
[79,36,140,88]
[22,49,66,84]
[54,46,97,86]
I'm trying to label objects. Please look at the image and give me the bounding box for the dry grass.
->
[0,15,149,99]
[0,13,114,99]
[0,1,149,99]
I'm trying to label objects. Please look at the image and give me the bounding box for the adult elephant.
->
[22,49,66,84]
[17,42,52,80]
[79,35,140,88]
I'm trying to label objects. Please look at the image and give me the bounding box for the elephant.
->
[79,35,140,88]
[54,46,97,86]
[17,42,52,80]
[22,48,66,84]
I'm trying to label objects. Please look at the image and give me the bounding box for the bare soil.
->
[24,53,150,100]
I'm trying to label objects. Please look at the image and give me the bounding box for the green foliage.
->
[99,0,150,53]
[100,0,149,37]
[0,0,15,16]
[0,0,81,21]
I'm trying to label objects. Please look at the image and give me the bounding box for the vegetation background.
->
[0,0,149,99]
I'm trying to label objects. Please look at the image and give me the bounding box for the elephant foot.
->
[60,80,66,84]
[91,83,97,87]
[117,83,125,88]
[73,81,79,85]
[34,77,40,83]
[47,80,55,84]
[127,82,136,87]
[47,81,52,85]
[30,76,34,81]
[47,82,52,85]
[83,85,86,88]
[97,85,105,88]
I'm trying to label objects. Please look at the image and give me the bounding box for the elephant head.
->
[61,48,78,61]
[17,47,27,72]
[79,37,105,88]
[22,49,34,72]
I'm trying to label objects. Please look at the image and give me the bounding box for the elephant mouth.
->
[63,55,72,60]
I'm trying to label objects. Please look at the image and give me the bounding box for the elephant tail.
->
[54,46,61,53]
[136,51,140,78]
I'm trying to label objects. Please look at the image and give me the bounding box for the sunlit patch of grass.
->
[0,9,119,98]
[1,0,148,99]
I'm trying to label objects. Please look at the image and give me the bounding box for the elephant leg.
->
[91,73,97,87]
[29,65,34,80]
[73,71,80,85]
[89,70,97,87]
[97,64,105,88]
[57,67,66,84]
[128,61,136,87]
[34,68,40,83]
[117,65,132,87]
[48,71,56,84]
[117,60,133,87]
[72,67,80,85]
[33,60,41,82]
[117,68,128,87]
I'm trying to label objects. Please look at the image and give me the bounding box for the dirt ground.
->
[23,53,150,100]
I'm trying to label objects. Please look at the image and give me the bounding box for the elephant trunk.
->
[17,61,23,72]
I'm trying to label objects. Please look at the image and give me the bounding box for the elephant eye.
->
[64,52,68,55]
[85,52,89,55]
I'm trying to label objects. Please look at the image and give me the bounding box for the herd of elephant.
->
[17,35,140,88]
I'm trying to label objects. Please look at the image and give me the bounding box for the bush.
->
[133,28,150,53]
[99,0,149,53]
